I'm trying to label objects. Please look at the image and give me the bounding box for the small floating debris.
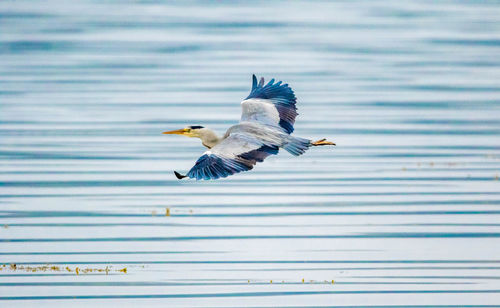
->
[1,263,127,275]
[165,208,170,216]
[243,278,336,285]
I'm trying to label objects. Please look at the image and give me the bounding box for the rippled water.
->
[1,1,500,307]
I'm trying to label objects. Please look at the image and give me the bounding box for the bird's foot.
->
[174,171,187,179]
[311,138,336,146]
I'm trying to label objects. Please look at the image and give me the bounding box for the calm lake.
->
[1,1,500,307]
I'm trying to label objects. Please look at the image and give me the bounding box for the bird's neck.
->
[198,129,221,149]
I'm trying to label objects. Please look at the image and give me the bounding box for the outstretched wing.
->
[241,75,298,134]
[185,133,279,180]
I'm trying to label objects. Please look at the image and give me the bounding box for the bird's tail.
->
[283,136,311,156]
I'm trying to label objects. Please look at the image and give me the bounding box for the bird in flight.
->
[163,75,335,180]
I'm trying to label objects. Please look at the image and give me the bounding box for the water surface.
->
[1,0,500,307]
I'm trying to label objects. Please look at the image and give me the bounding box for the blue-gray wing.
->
[186,133,279,180]
[240,75,298,134]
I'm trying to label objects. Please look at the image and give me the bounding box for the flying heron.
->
[163,75,335,180]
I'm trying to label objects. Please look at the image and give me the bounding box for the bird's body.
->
[163,75,335,180]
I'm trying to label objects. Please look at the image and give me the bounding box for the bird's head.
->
[163,125,221,149]
[162,125,205,138]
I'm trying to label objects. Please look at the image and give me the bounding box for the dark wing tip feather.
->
[174,171,187,179]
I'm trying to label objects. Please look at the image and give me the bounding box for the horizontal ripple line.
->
[3,192,500,198]
[2,211,500,219]
[0,281,469,287]
[1,289,499,301]
[3,233,500,243]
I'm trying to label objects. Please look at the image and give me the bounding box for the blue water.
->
[1,1,500,307]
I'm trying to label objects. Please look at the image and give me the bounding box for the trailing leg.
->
[311,138,335,146]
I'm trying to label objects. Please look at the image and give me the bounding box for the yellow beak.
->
[162,128,188,135]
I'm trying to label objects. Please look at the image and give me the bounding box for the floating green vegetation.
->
[0,263,127,275]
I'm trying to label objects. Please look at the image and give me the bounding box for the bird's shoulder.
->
[223,122,284,139]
